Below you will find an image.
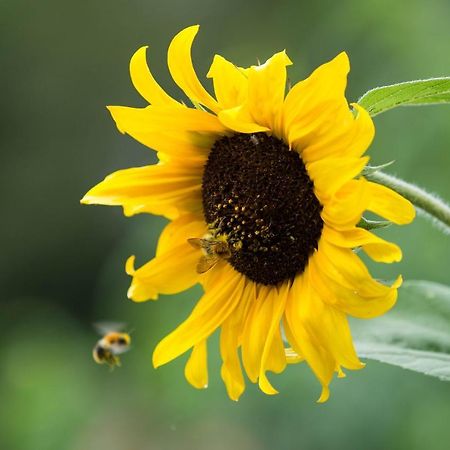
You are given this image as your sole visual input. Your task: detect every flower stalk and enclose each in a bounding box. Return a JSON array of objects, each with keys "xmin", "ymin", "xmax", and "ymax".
[{"xmin": 366, "ymin": 171, "xmax": 450, "ymax": 233}]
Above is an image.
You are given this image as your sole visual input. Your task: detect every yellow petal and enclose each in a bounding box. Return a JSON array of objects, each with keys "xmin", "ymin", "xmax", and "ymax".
[
  {"xmin": 309, "ymin": 255, "xmax": 399, "ymax": 319},
  {"xmin": 283, "ymin": 52, "xmax": 350, "ymax": 142},
  {"xmin": 241, "ymin": 286, "xmax": 286, "ymax": 386},
  {"xmin": 167, "ymin": 25, "xmax": 219, "ymax": 113},
  {"xmin": 316, "ymin": 387, "xmax": 331, "ymax": 403},
  {"xmin": 307, "ymin": 156, "xmax": 369, "ymax": 201},
  {"xmin": 129, "ymin": 46, "xmax": 180, "ymax": 107},
  {"xmin": 258, "ymin": 283, "xmax": 289, "ymax": 395},
  {"xmin": 207, "ymin": 54, "xmax": 249, "ymax": 109},
  {"xmin": 107, "ymin": 105, "xmax": 221, "ymax": 159},
  {"xmin": 282, "ymin": 318, "xmax": 305, "ymax": 365},
  {"xmin": 240, "ymin": 287, "xmax": 270, "ymax": 382},
  {"xmin": 218, "ymin": 105, "xmax": 270, "ymax": 134},
  {"xmin": 287, "ymin": 100, "xmax": 346, "ymax": 151},
  {"xmin": 108, "ymin": 105, "xmax": 225, "ymax": 134},
  {"xmin": 287, "ymin": 274, "xmax": 362, "ymax": 405},
  {"xmin": 153, "ymin": 265, "xmax": 245, "ymax": 367},
  {"xmin": 198, "ymin": 259, "xmax": 228, "ymax": 291},
  {"xmin": 155, "ymin": 213, "xmax": 202, "ymax": 256},
  {"xmin": 299, "ymin": 270, "xmax": 364, "ymax": 371},
  {"xmin": 126, "ymin": 250, "xmax": 198, "ymax": 302},
  {"xmin": 284, "ymin": 346, "xmax": 304, "ymax": 364},
  {"xmin": 284, "ymin": 273, "xmax": 335, "ymax": 402},
  {"xmin": 345, "ymin": 103, "xmax": 375, "ymax": 157},
  {"xmin": 301, "ymin": 103, "xmax": 374, "ymax": 163},
  {"xmin": 126, "ymin": 215, "xmax": 205, "ymax": 301},
  {"xmin": 185, "ymin": 340, "xmax": 208, "ymax": 389},
  {"xmin": 366, "ymin": 181, "xmax": 416, "ymax": 224},
  {"xmin": 321, "ymin": 179, "xmax": 368, "ymax": 230},
  {"xmin": 81, "ymin": 162, "xmax": 204, "ymax": 220},
  {"xmin": 220, "ymin": 281, "xmax": 254, "ymax": 401},
  {"xmin": 246, "ymin": 51, "xmax": 292, "ymax": 135},
  {"xmin": 318, "ymin": 238, "xmax": 401, "ymax": 296},
  {"xmin": 311, "ymin": 240, "xmax": 402, "ymax": 317},
  {"xmin": 323, "ymin": 226, "xmax": 402, "ymax": 263}
]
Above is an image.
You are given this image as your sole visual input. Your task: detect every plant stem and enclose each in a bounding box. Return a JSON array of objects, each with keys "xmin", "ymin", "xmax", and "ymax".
[{"xmin": 366, "ymin": 171, "xmax": 450, "ymax": 233}]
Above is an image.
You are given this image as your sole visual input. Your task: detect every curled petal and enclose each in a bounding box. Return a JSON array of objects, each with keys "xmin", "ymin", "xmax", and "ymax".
[
  {"xmin": 130, "ymin": 46, "xmax": 180, "ymax": 107},
  {"xmin": 168, "ymin": 25, "xmax": 220, "ymax": 113}
]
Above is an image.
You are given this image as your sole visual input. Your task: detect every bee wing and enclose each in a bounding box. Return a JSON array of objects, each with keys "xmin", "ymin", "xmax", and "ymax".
[
  {"xmin": 93, "ymin": 321, "xmax": 127, "ymax": 335},
  {"xmin": 110, "ymin": 342, "xmax": 131, "ymax": 355},
  {"xmin": 207, "ymin": 240, "xmax": 222, "ymax": 250},
  {"xmin": 196, "ymin": 255, "xmax": 220, "ymax": 274},
  {"xmin": 187, "ymin": 238, "xmax": 206, "ymax": 250}
]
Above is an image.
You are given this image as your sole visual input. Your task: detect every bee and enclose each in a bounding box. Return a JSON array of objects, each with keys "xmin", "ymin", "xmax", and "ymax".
[
  {"xmin": 92, "ymin": 322, "xmax": 131, "ymax": 369},
  {"xmin": 188, "ymin": 234, "xmax": 232, "ymax": 274}
]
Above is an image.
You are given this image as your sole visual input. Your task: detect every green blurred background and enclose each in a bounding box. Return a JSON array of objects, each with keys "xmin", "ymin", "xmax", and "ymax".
[{"xmin": 1, "ymin": 0, "xmax": 450, "ymax": 449}]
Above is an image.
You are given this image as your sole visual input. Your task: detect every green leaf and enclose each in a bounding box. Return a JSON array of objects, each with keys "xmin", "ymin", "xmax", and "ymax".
[
  {"xmin": 356, "ymin": 217, "xmax": 392, "ymax": 231},
  {"xmin": 357, "ymin": 78, "xmax": 450, "ymax": 116},
  {"xmin": 352, "ymin": 280, "xmax": 450, "ymax": 381}
]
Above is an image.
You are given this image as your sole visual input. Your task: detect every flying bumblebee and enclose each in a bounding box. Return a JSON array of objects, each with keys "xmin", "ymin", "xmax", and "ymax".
[
  {"xmin": 187, "ymin": 234, "xmax": 233, "ymax": 274},
  {"xmin": 92, "ymin": 322, "xmax": 131, "ymax": 368}
]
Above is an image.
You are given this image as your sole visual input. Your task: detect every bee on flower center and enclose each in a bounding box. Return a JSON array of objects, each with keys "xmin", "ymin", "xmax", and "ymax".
[
  {"xmin": 188, "ymin": 232, "xmax": 242, "ymax": 274},
  {"xmin": 201, "ymin": 132, "xmax": 323, "ymax": 285}
]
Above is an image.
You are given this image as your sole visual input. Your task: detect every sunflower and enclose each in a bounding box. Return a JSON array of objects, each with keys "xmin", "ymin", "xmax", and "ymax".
[{"xmin": 82, "ymin": 25, "xmax": 415, "ymax": 402}]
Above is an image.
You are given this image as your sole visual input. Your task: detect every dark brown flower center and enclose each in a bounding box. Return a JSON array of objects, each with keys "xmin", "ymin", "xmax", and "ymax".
[{"xmin": 201, "ymin": 132, "xmax": 323, "ymax": 285}]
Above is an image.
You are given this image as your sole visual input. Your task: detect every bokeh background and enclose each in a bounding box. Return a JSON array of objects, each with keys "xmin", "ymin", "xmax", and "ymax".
[{"xmin": 1, "ymin": 0, "xmax": 450, "ymax": 449}]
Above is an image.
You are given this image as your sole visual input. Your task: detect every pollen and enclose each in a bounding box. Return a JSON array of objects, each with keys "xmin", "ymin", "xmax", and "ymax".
[{"xmin": 202, "ymin": 133, "xmax": 324, "ymax": 285}]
